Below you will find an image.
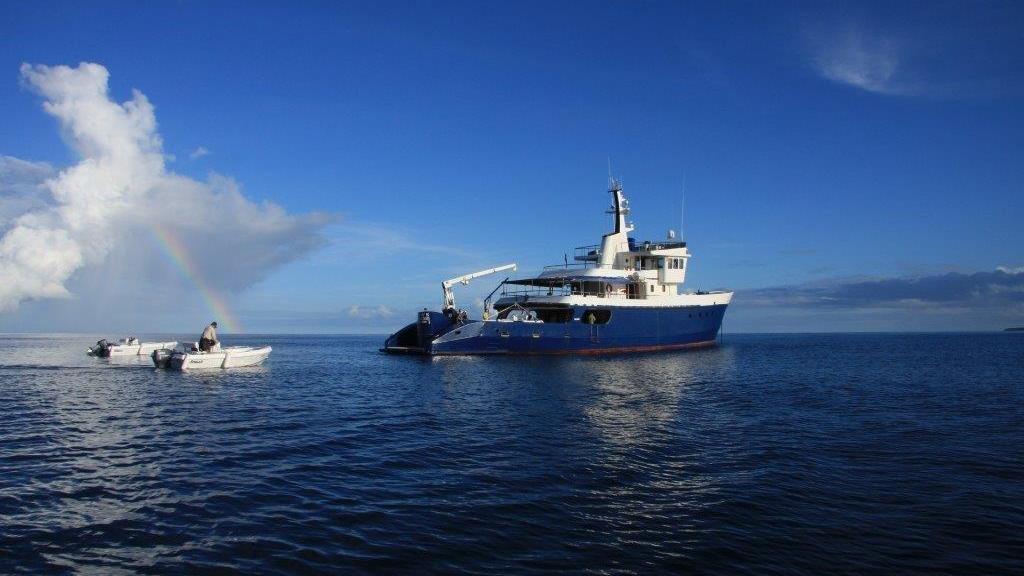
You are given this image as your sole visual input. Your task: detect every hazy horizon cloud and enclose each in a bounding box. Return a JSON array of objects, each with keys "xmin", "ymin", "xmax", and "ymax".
[
  {"xmin": 733, "ymin": 268, "xmax": 1024, "ymax": 331},
  {"xmin": 347, "ymin": 305, "xmax": 395, "ymax": 320}
]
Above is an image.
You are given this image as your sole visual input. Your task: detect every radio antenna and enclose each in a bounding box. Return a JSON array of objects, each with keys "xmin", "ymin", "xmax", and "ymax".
[{"xmin": 681, "ymin": 170, "xmax": 687, "ymax": 242}]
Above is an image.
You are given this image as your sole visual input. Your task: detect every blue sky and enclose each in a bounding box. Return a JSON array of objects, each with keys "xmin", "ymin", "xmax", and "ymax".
[{"xmin": 1, "ymin": 1, "xmax": 1022, "ymax": 333}]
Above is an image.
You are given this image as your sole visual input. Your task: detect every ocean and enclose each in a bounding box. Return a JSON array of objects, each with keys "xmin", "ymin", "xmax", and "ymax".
[{"xmin": 1, "ymin": 333, "xmax": 1021, "ymax": 574}]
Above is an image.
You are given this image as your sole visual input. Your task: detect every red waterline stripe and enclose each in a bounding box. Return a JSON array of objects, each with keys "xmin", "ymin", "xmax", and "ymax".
[{"xmin": 428, "ymin": 340, "xmax": 719, "ymax": 356}]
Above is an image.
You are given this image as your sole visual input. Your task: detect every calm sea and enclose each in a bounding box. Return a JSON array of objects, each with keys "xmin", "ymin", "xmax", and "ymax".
[{"xmin": 1, "ymin": 333, "xmax": 1021, "ymax": 574}]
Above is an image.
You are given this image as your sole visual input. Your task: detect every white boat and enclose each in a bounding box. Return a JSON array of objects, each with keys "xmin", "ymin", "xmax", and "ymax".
[
  {"xmin": 158, "ymin": 342, "xmax": 272, "ymax": 370},
  {"xmin": 87, "ymin": 337, "xmax": 178, "ymax": 358}
]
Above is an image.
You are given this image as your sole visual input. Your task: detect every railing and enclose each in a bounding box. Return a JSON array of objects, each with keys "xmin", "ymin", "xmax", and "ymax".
[
  {"xmin": 542, "ymin": 262, "xmax": 599, "ymax": 271},
  {"xmin": 545, "ymin": 240, "xmax": 689, "ymax": 271},
  {"xmin": 573, "ymin": 244, "xmax": 601, "ymax": 262},
  {"xmin": 636, "ymin": 240, "xmax": 687, "ymax": 251},
  {"xmin": 498, "ymin": 284, "xmax": 636, "ymax": 300}
]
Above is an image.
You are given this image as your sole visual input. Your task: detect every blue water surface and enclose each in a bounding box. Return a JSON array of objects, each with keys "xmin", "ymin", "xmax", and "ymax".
[{"xmin": 1, "ymin": 333, "xmax": 1022, "ymax": 574}]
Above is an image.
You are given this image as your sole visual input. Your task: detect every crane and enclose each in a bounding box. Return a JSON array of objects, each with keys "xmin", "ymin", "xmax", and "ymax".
[{"xmin": 442, "ymin": 263, "xmax": 517, "ymax": 311}]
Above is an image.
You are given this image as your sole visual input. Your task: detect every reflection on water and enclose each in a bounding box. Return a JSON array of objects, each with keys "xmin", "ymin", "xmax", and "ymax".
[{"xmin": 576, "ymin": 353, "xmax": 700, "ymax": 450}]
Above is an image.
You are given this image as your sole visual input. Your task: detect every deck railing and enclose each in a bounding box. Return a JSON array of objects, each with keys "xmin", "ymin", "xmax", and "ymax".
[{"xmin": 499, "ymin": 285, "xmax": 636, "ymax": 300}]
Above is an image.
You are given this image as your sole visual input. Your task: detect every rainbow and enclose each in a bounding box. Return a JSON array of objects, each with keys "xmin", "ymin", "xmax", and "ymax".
[{"xmin": 149, "ymin": 222, "xmax": 241, "ymax": 333}]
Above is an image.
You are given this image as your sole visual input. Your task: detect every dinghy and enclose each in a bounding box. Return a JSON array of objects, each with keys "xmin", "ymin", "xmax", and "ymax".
[
  {"xmin": 153, "ymin": 342, "xmax": 272, "ymax": 370},
  {"xmin": 87, "ymin": 337, "xmax": 178, "ymax": 358}
]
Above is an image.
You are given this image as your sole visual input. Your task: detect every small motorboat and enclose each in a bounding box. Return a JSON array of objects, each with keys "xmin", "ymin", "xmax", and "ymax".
[
  {"xmin": 87, "ymin": 337, "xmax": 178, "ymax": 358},
  {"xmin": 153, "ymin": 342, "xmax": 272, "ymax": 370}
]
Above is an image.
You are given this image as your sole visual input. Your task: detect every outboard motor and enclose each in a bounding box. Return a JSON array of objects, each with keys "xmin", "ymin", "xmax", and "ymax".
[
  {"xmin": 88, "ymin": 339, "xmax": 111, "ymax": 357},
  {"xmin": 152, "ymin": 348, "xmax": 173, "ymax": 368}
]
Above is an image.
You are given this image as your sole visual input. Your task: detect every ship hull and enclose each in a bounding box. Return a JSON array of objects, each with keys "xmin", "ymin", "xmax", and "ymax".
[{"xmin": 383, "ymin": 304, "xmax": 728, "ymax": 356}]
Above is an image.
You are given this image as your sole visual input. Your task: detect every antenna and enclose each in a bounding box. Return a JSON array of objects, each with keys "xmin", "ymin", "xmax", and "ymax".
[
  {"xmin": 681, "ymin": 170, "xmax": 687, "ymax": 242},
  {"xmin": 607, "ymin": 156, "xmax": 613, "ymax": 186}
]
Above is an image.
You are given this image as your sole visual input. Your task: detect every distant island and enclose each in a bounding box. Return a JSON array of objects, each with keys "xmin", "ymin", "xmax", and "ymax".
[{"xmin": 1006, "ymin": 327, "xmax": 1024, "ymax": 332}]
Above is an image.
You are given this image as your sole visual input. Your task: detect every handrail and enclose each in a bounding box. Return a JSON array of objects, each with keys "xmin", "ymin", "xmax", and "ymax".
[
  {"xmin": 499, "ymin": 285, "xmax": 637, "ymax": 300},
  {"xmin": 543, "ymin": 262, "xmax": 599, "ymax": 271}
]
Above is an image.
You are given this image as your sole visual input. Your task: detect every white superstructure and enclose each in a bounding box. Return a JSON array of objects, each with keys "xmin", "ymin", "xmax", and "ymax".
[{"xmin": 496, "ymin": 178, "xmax": 732, "ymax": 311}]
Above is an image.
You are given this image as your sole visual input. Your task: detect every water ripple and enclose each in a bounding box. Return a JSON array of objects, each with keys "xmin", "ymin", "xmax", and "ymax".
[{"xmin": 1, "ymin": 333, "xmax": 1022, "ymax": 574}]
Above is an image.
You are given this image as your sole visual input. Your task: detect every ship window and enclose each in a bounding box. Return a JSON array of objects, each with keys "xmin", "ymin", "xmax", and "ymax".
[
  {"xmin": 580, "ymin": 309, "xmax": 611, "ymax": 325},
  {"xmin": 648, "ymin": 284, "xmax": 653, "ymax": 293},
  {"xmin": 662, "ymin": 285, "xmax": 666, "ymax": 292},
  {"xmin": 658, "ymin": 258, "xmax": 665, "ymax": 269}
]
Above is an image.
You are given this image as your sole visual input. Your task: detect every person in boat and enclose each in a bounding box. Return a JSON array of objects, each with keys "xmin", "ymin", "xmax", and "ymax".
[{"xmin": 199, "ymin": 321, "xmax": 218, "ymax": 352}]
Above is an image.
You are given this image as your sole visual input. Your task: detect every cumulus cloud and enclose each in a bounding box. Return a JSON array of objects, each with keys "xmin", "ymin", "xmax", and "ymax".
[
  {"xmin": 189, "ymin": 146, "xmax": 210, "ymax": 160},
  {"xmin": 0, "ymin": 62, "xmax": 332, "ymax": 312},
  {"xmin": 0, "ymin": 156, "xmax": 55, "ymax": 225},
  {"xmin": 347, "ymin": 305, "xmax": 395, "ymax": 319}
]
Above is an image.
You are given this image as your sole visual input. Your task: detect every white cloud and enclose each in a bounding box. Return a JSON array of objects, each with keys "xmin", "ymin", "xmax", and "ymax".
[
  {"xmin": 807, "ymin": 26, "xmax": 910, "ymax": 96},
  {"xmin": 189, "ymin": 146, "xmax": 210, "ymax": 160},
  {"xmin": 317, "ymin": 222, "xmax": 475, "ymax": 260},
  {"xmin": 998, "ymin": 265, "xmax": 1024, "ymax": 275},
  {"xmin": 0, "ymin": 62, "xmax": 332, "ymax": 312},
  {"xmin": 0, "ymin": 155, "xmax": 55, "ymax": 225},
  {"xmin": 347, "ymin": 304, "xmax": 395, "ymax": 319}
]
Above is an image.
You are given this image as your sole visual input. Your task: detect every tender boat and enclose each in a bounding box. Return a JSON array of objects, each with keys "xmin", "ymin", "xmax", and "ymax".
[
  {"xmin": 152, "ymin": 342, "xmax": 272, "ymax": 370},
  {"xmin": 87, "ymin": 337, "xmax": 178, "ymax": 358},
  {"xmin": 383, "ymin": 177, "xmax": 733, "ymax": 355}
]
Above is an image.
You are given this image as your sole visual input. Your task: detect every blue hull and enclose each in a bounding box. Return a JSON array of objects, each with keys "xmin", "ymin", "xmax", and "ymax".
[{"xmin": 383, "ymin": 304, "xmax": 727, "ymax": 356}]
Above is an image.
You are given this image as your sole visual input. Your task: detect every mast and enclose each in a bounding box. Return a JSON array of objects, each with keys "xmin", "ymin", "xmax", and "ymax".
[{"xmin": 598, "ymin": 178, "xmax": 633, "ymax": 268}]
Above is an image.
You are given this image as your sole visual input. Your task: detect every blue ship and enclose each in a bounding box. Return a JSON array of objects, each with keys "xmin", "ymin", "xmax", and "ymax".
[{"xmin": 383, "ymin": 178, "xmax": 732, "ymax": 355}]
